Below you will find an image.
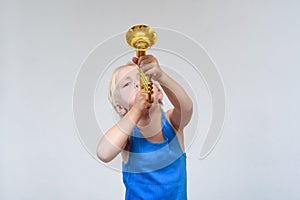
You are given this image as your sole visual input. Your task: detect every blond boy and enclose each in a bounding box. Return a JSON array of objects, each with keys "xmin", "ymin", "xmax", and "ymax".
[{"xmin": 97, "ymin": 55, "xmax": 193, "ymax": 199}]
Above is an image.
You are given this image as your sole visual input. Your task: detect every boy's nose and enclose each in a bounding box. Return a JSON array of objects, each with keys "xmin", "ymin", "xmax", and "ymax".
[{"xmin": 135, "ymin": 82, "xmax": 139, "ymax": 89}]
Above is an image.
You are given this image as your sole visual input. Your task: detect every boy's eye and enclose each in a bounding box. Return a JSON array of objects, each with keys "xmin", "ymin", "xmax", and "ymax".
[{"xmin": 123, "ymin": 82, "xmax": 130, "ymax": 88}]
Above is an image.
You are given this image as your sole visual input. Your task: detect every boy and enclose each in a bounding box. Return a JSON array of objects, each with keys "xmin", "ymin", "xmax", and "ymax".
[{"xmin": 97, "ymin": 55, "xmax": 193, "ymax": 199}]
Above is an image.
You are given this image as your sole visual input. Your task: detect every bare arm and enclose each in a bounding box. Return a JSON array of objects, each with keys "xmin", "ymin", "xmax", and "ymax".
[
  {"xmin": 96, "ymin": 108, "xmax": 137, "ymax": 162},
  {"xmin": 97, "ymin": 91, "xmax": 151, "ymax": 163},
  {"xmin": 158, "ymin": 71, "xmax": 193, "ymax": 131},
  {"xmin": 134, "ymin": 55, "xmax": 193, "ymax": 131}
]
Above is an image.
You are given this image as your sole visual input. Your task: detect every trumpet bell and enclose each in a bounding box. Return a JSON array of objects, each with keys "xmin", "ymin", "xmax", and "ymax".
[{"xmin": 126, "ymin": 24, "xmax": 157, "ymax": 51}]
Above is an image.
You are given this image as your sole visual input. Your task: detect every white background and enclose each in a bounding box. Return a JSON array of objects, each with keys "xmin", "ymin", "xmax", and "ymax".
[{"xmin": 1, "ymin": 0, "xmax": 300, "ymax": 199}]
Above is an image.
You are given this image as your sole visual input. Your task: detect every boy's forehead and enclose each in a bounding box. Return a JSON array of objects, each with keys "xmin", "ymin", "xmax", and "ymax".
[{"xmin": 115, "ymin": 65, "xmax": 138, "ymax": 83}]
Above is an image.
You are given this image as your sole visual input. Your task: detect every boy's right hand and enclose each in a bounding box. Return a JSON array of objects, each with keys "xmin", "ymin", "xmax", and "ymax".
[{"xmin": 131, "ymin": 90, "xmax": 152, "ymax": 117}]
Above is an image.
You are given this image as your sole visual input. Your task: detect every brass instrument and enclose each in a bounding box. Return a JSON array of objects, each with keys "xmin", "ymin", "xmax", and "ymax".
[{"xmin": 126, "ymin": 24, "xmax": 157, "ymax": 103}]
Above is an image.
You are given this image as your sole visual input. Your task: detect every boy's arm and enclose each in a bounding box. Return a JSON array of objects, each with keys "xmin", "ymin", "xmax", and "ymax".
[
  {"xmin": 97, "ymin": 90, "xmax": 151, "ymax": 163},
  {"xmin": 97, "ymin": 107, "xmax": 139, "ymax": 163},
  {"xmin": 133, "ymin": 55, "xmax": 193, "ymax": 131},
  {"xmin": 158, "ymin": 71, "xmax": 193, "ymax": 131}
]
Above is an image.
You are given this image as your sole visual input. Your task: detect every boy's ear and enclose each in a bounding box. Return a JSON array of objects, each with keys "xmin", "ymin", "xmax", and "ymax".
[{"xmin": 114, "ymin": 104, "xmax": 127, "ymax": 116}]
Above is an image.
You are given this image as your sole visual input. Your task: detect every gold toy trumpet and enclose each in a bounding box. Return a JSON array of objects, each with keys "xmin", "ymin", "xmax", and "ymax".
[{"xmin": 126, "ymin": 24, "xmax": 157, "ymax": 103}]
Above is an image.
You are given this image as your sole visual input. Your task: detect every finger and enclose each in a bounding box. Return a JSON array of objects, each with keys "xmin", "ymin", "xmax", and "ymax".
[
  {"xmin": 140, "ymin": 58, "xmax": 153, "ymax": 66},
  {"xmin": 144, "ymin": 68, "xmax": 157, "ymax": 77},
  {"xmin": 138, "ymin": 89, "xmax": 147, "ymax": 94},
  {"xmin": 132, "ymin": 57, "xmax": 139, "ymax": 64},
  {"xmin": 140, "ymin": 63, "xmax": 152, "ymax": 72},
  {"xmin": 137, "ymin": 93, "xmax": 148, "ymax": 101},
  {"xmin": 137, "ymin": 55, "xmax": 152, "ymax": 66},
  {"xmin": 138, "ymin": 91, "xmax": 148, "ymax": 99},
  {"xmin": 146, "ymin": 102, "xmax": 152, "ymax": 109}
]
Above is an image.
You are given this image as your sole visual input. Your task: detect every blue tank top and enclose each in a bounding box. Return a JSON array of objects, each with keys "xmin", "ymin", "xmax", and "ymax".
[{"xmin": 122, "ymin": 111, "xmax": 187, "ymax": 200}]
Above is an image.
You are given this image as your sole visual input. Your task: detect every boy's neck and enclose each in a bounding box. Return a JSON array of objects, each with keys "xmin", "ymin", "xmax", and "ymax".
[
  {"xmin": 136, "ymin": 105, "xmax": 163, "ymax": 138},
  {"xmin": 137, "ymin": 104, "xmax": 161, "ymax": 125}
]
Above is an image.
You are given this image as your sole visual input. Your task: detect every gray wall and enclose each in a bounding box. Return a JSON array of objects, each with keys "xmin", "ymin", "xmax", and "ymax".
[{"xmin": 1, "ymin": 0, "xmax": 299, "ymax": 199}]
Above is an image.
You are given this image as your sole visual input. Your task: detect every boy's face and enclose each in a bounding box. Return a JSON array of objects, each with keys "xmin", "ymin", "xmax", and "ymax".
[{"xmin": 114, "ymin": 65, "xmax": 162, "ymax": 113}]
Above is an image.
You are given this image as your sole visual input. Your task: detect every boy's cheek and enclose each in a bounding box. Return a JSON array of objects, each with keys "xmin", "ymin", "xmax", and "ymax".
[{"xmin": 128, "ymin": 92, "xmax": 137, "ymax": 109}]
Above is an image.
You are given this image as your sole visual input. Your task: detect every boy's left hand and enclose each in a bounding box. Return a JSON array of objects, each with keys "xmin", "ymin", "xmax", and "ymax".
[{"xmin": 132, "ymin": 55, "xmax": 163, "ymax": 82}]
